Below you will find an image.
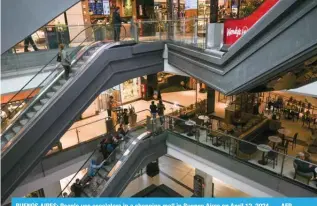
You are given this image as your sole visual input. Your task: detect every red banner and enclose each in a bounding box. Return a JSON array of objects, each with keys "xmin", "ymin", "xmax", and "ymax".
[{"xmin": 223, "ymin": 0, "xmax": 279, "ymax": 45}]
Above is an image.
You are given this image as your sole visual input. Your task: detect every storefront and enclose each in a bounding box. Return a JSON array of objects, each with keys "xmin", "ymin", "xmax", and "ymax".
[{"xmin": 80, "ymin": 77, "xmax": 141, "ymax": 119}]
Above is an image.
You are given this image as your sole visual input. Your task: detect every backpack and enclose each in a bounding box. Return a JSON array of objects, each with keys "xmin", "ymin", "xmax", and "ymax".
[{"xmin": 57, "ymin": 52, "xmax": 61, "ymax": 62}]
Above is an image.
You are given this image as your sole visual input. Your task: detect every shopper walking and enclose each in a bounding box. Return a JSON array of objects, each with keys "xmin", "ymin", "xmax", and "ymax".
[
  {"xmin": 112, "ymin": 7, "xmax": 126, "ymax": 42},
  {"xmin": 24, "ymin": 35, "xmax": 39, "ymax": 52},
  {"xmin": 157, "ymin": 100, "xmax": 166, "ymax": 125},
  {"xmin": 59, "ymin": 44, "xmax": 71, "ymax": 80},
  {"xmin": 150, "ymin": 101, "xmax": 157, "ymax": 120}
]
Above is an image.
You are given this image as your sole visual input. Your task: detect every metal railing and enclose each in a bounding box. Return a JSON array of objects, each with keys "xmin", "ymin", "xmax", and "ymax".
[{"xmin": 164, "ymin": 115, "xmax": 317, "ymax": 192}]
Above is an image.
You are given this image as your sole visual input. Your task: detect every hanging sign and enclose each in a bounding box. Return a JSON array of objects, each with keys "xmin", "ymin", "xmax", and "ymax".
[{"xmin": 223, "ymin": 0, "xmax": 279, "ymax": 45}]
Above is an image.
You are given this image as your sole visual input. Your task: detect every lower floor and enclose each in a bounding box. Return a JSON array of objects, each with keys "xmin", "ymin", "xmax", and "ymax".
[{"xmin": 121, "ymin": 155, "xmax": 249, "ymax": 197}]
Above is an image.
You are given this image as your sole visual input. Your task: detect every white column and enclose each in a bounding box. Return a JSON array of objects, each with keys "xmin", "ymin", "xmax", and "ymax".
[{"xmin": 195, "ymin": 168, "xmax": 214, "ymax": 197}]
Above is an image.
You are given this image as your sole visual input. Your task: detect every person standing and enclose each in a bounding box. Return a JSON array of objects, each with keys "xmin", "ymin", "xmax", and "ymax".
[
  {"xmin": 107, "ymin": 96, "xmax": 114, "ymax": 117},
  {"xmin": 59, "ymin": 44, "xmax": 71, "ymax": 79},
  {"xmin": 112, "ymin": 7, "xmax": 126, "ymax": 42},
  {"xmin": 122, "ymin": 108, "xmax": 129, "ymax": 132},
  {"xmin": 150, "ymin": 101, "xmax": 157, "ymax": 120},
  {"xmin": 157, "ymin": 100, "xmax": 166, "ymax": 125},
  {"xmin": 71, "ymin": 179, "xmax": 82, "ymax": 197},
  {"xmin": 24, "ymin": 35, "xmax": 39, "ymax": 52}
]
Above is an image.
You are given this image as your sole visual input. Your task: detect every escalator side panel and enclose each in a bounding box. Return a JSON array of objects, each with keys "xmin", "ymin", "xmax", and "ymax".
[
  {"xmin": 1, "ymin": 43, "xmax": 164, "ymax": 201},
  {"xmin": 99, "ymin": 133, "xmax": 168, "ymax": 197},
  {"xmin": 167, "ymin": 0, "xmax": 317, "ymax": 95},
  {"xmin": 1, "ymin": 0, "xmax": 80, "ymax": 53}
]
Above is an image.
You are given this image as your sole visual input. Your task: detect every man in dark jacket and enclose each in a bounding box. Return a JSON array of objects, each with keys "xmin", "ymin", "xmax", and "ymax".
[
  {"xmin": 112, "ymin": 7, "xmax": 126, "ymax": 41},
  {"xmin": 71, "ymin": 179, "xmax": 82, "ymax": 197}
]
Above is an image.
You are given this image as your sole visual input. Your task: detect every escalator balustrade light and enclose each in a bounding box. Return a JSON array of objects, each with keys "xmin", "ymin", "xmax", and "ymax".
[
  {"xmin": 123, "ymin": 149, "xmax": 130, "ymax": 156},
  {"xmin": 137, "ymin": 131, "xmax": 151, "ymax": 140}
]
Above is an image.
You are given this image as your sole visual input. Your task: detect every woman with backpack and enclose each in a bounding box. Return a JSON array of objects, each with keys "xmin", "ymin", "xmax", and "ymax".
[{"xmin": 58, "ymin": 44, "xmax": 71, "ymax": 79}]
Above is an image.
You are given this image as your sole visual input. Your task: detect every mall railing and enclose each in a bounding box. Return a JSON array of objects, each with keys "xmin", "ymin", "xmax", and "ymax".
[
  {"xmin": 57, "ymin": 117, "xmax": 149, "ymax": 197},
  {"xmin": 164, "ymin": 115, "xmax": 317, "ymax": 192},
  {"xmin": 135, "ymin": 17, "xmax": 208, "ymax": 49}
]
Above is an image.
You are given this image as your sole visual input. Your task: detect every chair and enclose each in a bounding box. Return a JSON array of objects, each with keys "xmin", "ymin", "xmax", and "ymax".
[
  {"xmin": 276, "ymin": 140, "xmax": 289, "ymax": 154},
  {"xmin": 286, "ymin": 133, "xmax": 298, "ymax": 150},
  {"xmin": 266, "ymin": 151, "xmax": 278, "ymax": 169},
  {"xmin": 293, "ymin": 162, "xmax": 313, "ymax": 185}
]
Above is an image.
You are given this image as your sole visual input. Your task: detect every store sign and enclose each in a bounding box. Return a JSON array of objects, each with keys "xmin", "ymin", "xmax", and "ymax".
[
  {"xmin": 223, "ymin": 0, "xmax": 279, "ymax": 45},
  {"xmin": 103, "ymin": 0, "xmax": 110, "ymax": 15},
  {"xmin": 185, "ymin": 0, "xmax": 197, "ymax": 10}
]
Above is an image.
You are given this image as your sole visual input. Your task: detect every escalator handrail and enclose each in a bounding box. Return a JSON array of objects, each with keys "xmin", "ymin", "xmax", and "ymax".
[
  {"xmin": 1, "ymin": 41, "xmax": 123, "ymax": 156},
  {"xmin": 57, "ymin": 109, "xmax": 150, "ymax": 197},
  {"xmin": 1, "ymin": 26, "xmax": 109, "ymax": 137},
  {"xmin": 3, "ymin": 24, "xmax": 102, "ymax": 108},
  {"xmin": 1, "ymin": 42, "xmax": 115, "ymax": 153}
]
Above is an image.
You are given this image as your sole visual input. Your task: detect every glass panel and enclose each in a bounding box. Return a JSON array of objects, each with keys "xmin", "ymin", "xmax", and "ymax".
[
  {"xmin": 1, "ymin": 24, "xmax": 116, "ymax": 150},
  {"xmin": 58, "ymin": 119, "xmax": 148, "ymax": 197},
  {"xmin": 164, "ymin": 115, "xmax": 317, "ymax": 191}
]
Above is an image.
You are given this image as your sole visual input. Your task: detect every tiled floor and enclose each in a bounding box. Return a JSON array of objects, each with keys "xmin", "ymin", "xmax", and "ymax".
[{"xmin": 121, "ymin": 155, "xmax": 249, "ymax": 197}]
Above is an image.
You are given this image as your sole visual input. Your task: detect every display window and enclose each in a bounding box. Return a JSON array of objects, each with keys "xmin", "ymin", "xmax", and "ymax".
[{"xmin": 120, "ymin": 78, "xmax": 141, "ymax": 103}]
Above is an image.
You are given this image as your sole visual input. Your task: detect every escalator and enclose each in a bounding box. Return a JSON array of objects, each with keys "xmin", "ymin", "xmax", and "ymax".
[
  {"xmin": 58, "ymin": 124, "xmax": 167, "ymax": 198},
  {"xmin": 1, "ymin": 0, "xmax": 81, "ymax": 53},
  {"xmin": 167, "ymin": 0, "xmax": 317, "ymax": 95},
  {"xmin": 1, "ymin": 24, "xmax": 164, "ymax": 201}
]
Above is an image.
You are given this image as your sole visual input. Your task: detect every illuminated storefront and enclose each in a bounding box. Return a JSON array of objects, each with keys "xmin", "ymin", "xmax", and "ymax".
[{"xmin": 81, "ymin": 78, "xmax": 141, "ymax": 119}]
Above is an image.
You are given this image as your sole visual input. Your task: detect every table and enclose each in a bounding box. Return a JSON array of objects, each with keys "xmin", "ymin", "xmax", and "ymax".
[
  {"xmin": 198, "ymin": 115, "xmax": 209, "ymax": 123},
  {"xmin": 268, "ymin": 136, "xmax": 282, "ymax": 149},
  {"xmin": 185, "ymin": 120, "xmax": 196, "ymax": 137},
  {"xmin": 278, "ymin": 128, "xmax": 291, "ymax": 137},
  {"xmin": 257, "ymin": 144, "xmax": 272, "ymax": 165}
]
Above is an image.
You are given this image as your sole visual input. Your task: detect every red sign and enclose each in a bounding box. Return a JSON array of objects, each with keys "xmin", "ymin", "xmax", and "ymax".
[{"xmin": 223, "ymin": 0, "xmax": 279, "ymax": 45}]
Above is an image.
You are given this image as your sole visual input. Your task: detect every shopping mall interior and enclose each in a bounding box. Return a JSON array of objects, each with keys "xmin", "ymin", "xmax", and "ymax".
[{"xmin": 1, "ymin": 0, "xmax": 317, "ymax": 203}]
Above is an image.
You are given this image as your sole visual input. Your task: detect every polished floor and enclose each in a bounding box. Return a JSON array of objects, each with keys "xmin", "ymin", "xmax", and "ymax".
[
  {"xmin": 121, "ymin": 155, "xmax": 250, "ymax": 197},
  {"xmin": 53, "ymin": 90, "xmax": 208, "ymax": 152}
]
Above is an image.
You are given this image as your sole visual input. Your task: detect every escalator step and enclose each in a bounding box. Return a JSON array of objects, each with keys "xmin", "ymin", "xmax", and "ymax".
[
  {"xmin": 1, "ymin": 139, "xmax": 8, "ymax": 147},
  {"xmin": 98, "ymin": 169, "xmax": 109, "ymax": 178},
  {"xmin": 46, "ymin": 92, "xmax": 55, "ymax": 98},
  {"xmin": 26, "ymin": 112, "xmax": 36, "ymax": 119},
  {"xmin": 83, "ymin": 188, "xmax": 93, "ymax": 197},
  {"xmin": 33, "ymin": 104, "xmax": 43, "ymax": 112},
  {"xmin": 40, "ymin": 98, "xmax": 49, "ymax": 105},
  {"xmin": 82, "ymin": 55, "xmax": 90, "ymax": 61},
  {"xmin": 52, "ymin": 85, "xmax": 62, "ymax": 91},
  {"xmin": 4, "ymin": 132, "xmax": 15, "ymax": 140},
  {"xmin": 80, "ymin": 191, "xmax": 89, "ymax": 197},
  {"xmin": 19, "ymin": 118, "xmax": 29, "ymax": 126},
  {"xmin": 12, "ymin": 125, "xmax": 22, "ymax": 134},
  {"xmin": 59, "ymin": 79, "xmax": 66, "ymax": 85}
]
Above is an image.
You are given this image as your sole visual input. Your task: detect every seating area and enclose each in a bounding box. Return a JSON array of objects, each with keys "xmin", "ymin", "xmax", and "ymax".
[{"xmin": 166, "ymin": 98, "xmax": 317, "ymax": 190}]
